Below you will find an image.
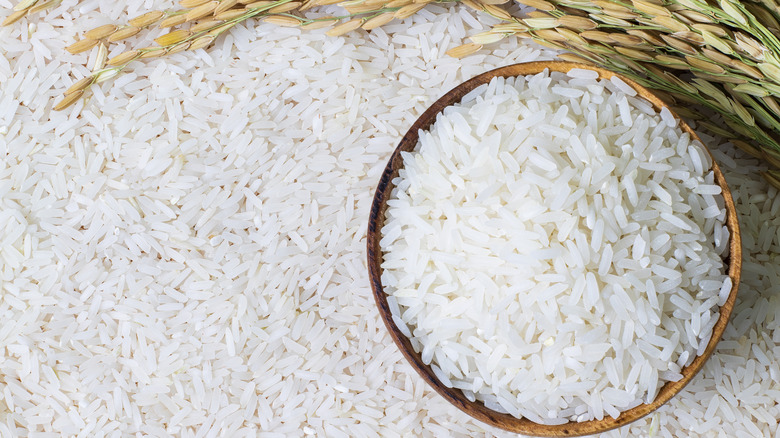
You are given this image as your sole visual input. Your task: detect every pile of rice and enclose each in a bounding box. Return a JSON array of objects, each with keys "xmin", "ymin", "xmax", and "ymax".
[
  {"xmin": 380, "ymin": 70, "xmax": 731, "ymax": 424},
  {"xmin": 0, "ymin": 0, "xmax": 778, "ymax": 436}
]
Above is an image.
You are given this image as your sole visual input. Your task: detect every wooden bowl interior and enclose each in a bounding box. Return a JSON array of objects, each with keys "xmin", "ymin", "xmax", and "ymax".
[{"xmin": 366, "ymin": 61, "xmax": 742, "ymax": 437}]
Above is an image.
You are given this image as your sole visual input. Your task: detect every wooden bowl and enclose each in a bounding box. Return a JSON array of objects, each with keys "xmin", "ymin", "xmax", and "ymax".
[{"xmin": 366, "ymin": 61, "xmax": 742, "ymax": 436}]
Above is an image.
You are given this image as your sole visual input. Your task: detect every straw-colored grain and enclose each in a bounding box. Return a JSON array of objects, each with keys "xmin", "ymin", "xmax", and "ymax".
[
  {"xmin": 589, "ymin": 14, "xmax": 633, "ymax": 26},
  {"xmin": 300, "ymin": 18, "xmax": 337, "ymax": 29},
  {"xmin": 191, "ymin": 20, "xmax": 221, "ymax": 32},
  {"xmin": 92, "ymin": 43, "xmax": 108, "ymax": 71},
  {"xmin": 632, "ymin": 0, "xmax": 671, "ymax": 16},
  {"xmin": 65, "ymin": 38, "xmax": 99, "ymax": 54},
  {"xmin": 523, "ymin": 17, "xmax": 557, "ymax": 28},
  {"xmin": 654, "ymin": 15, "xmax": 689, "ymax": 32},
  {"xmin": 84, "ymin": 24, "xmax": 118, "ymax": 40},
  {"xmin": 13, "ymin": 0, "xmax": 37, "ymax": 11},
  {"xmin": 155, "ymin": 29, "xmax": 192, "ymax": 46},
  {"xmin": 28, "ymin": 0, "xmax": 58, "ymax": 14},
  {"xmin": 732, "ymin": 83, "xmax": 771, "ymax": 97},
  {"xmin": 538, "ymin": 28, "xmax": 569, "ymax": 41},
  {"xmin": 719, "ymin": 0, "xmax": 748, "ymax": 25},
  {"xmin": 268, "ymin": 1, "xmax": 300, "ymax": 13},
  {"xmin": 189, "ymin": 35, "xmax": 216, "ymax": 50},
  {"xmin": 107, "ymin": 50, "xmax": 141, "ymax": 66},
  {"xmin": 394, "ymin": 3, "xmax": 426, "ymax": 19},
  {"xmin": 180, "ymin": 0, "xmax": 211, "ymax": 7},
  {"xmin": 64, "ymin": 77, "xmax": 93, "ymax": 96},
  {"xmin": 655, "ymin": 53, "xmax": 692, "ymax": 69},
  {"xmin": 53, "ymin": 90, "xmax": 83, "ymax": 111},
  {"xmin": 263, "ymin": 15, "xmax": 302, "ymax": 26},
  {"xmin": 626, "ymin": 29, "xmax": 664, "ymax": 46},
  {"xmin": 140, "ymin": 48, "xmax": 168, "ymax": 58},
  {"xmin": 214, "ymin": 0, "xmax": 239, "ymax": 14},
  {"xmin": 186, "ymin": 2, "xmax": 219, "ymax": 21},
  {"xmin": 362, "ymin": 13, "xmax": 395, "ymax": 30},
  {"xmin": 446, "ymin": 42, "xmax": 483, "ymax": 58},
  {"xmin": 469, "ymin": 31, "xmax": 506, "ymax": 44},
  {"xmin": 159, "ymin": 14, "xmax": 187, "ymax": 28},
  {"xmin": 515, "ymin": 0, "xmax": 555, "ymax": 11},
  {"xmin": 615, "ymin": 46, "xmax": 654, "ymax": 60},
  {"xmin": 215, "ymin": 9, "xmax": 245, "ymax": 20},
  {"xmin": 610, "ymin": 33, "xmax": 645, "ymax": 47},
  {"xmin": 245, "ymin": 0, "xmax": 274, "ymax": 7},
  {"xmin": 107, "ymin": 26, "xmax": 142, "ymax": 42},
  {"xmin": 685, "ymin": 55, "xmax": 727, "ymax": 74},
  {"xmin": 128, "ymin": 11, "xmax": 166, "ymax": 27},
  {"xmin": 325, "ymin": 18, "xmax": 362, "ymax": 36},
  {"xmin": 660, "ymin": 34, "xmax": 697, "ymax": 54},
  {"xmin": 556, "ymin": 15, "xmax": 597, "ymax": 29},
  {"xmin": 557, "ymin": 52, "xmax": 595, "ymax": 64},
  {"xmin": 674, "ymin": 31, "xmax": 704, "ymax": 45}
]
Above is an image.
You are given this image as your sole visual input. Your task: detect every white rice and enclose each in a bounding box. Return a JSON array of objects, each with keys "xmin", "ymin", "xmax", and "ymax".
[
  {"xmin": 380, "ymin": 71, "xmax": 731, "ymax": 423},
  {"xmin": 1, "ymin": 0, "xmax": 779, "ymax": 436}
]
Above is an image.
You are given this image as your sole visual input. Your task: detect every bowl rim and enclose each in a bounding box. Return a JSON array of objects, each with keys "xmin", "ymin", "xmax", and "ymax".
[{"xmin": 366, "ymin": 61, "xmax": 742, "ymax": 437}]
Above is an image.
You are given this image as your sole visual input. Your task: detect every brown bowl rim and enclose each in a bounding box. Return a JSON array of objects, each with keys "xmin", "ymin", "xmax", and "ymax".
[{"xmin": 366, "ymin": 61, "xmax": 742, "ymax": 437}]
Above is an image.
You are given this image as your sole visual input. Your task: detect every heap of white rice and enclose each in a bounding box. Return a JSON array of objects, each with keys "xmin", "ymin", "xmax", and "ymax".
[
  {"xmin": 2, "ymin": 0, "xmax": 779, "ymax": 435},
  {"xmin": 380, "ymin": 70, "xmax": 731, "ymax": 423}
]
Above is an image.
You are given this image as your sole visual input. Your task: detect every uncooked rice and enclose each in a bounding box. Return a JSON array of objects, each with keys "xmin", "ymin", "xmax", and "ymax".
[
  {"xmin": 0, "ymin": 0, "xmax": 778, "ymax": 436},
  {"xmin": 380, "ymin": 71, "xmax": 730, "ymax": 423}
]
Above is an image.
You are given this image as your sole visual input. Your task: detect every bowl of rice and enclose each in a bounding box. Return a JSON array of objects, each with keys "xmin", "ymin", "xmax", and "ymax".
[{"xmin": 366, "ymin": 62, "xmax": 741, "ymax": 436}]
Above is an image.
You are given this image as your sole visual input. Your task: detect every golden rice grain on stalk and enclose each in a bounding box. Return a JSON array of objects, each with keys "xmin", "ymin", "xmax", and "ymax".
[
  {"xmin": 654, "ymin": 16, "xmax": 689, "ymax": 33},
  {"xmin": 2, "ymin": 10, "xmax": 27, "ymax": 26},
  {"xmin": 610, "ymin": 33, "xmax": 645, "ymax": 47},
  {"xmin": 655, "ymin": 54, "xmax": 692, "ymax": 69},
  {"xmin": 394, "ymin": 3, "xmax": 426, "ymax": 19},
  {"xmin": 592, "ymin": 0, "xmax": 631, "ymax": 12},
  {"xmin": 168, "ymin": 42, "xmax": 191, "ymax": 54},
  {"xmin": 140, "ymin": 48, "xmax": 167, "ymax": 58},
  {"xmin": 719, "ymin": 0, "xmax": 748, "ymax": 25},
  {"xmin": 536, "ymin": 28, "xmax": 567, "ymax": 41},
  {"xmin": 460, "ymin": 0, "xmax": 481, "ymax": 11},
  {"xmin": 53, "ymin": 90, "xmax": 83, "ymax": 111},
  {"xmin": 64, "ymin": 77, "xmax": 93, "ymax": 95},
  {"xmin": 557, "ymin": 52, "xmax": 595, "ymax": 64},
  {"xmin": 214, "ymin": 0, "xmax": 239, "ymax": 14},
  {"xmin": 480, "ymin": 4, "xmax": 511, "ymax": 20},
  {"xmin": 326, "ymin": 18, "xmax": 362, "ymax": 35},
  {"xmin": 207, "ymin": 20, "xmax": 237, "ymax": 34},
  {"xmin": 300, "ymin": 19, "xmax": 337, "ymax": 29},
  {"xmin": 106, "ymin": 49, "xmax": 140, "ymax": 66},
  {"xmin": 531, "ymin": 37, "xmax": 565, "ymax": 50},
  {"xmin": 180, "ymin": 0, "xmax": 211, "ymax": 7},
  {"xmin": 626, "ymin": 29, "xmax": 664, "ymax": 46},
  {"xmin": 675, "ymin": 9, "xmax": 711, "ymax": 24},
  {"xmin": 245, "ymin": 0, "xmax": 274, "ymax": 7},
  {"xmin": 215, "ymin": 9, "xmax": 245, "ymax": 20},
  {"xmin": 660, "ymin": 34, "xmax": 697, "ymax": 54},
  {"xmin": 186, "ymin": 1, "xmax": 219, "ymax": 21},
  {"xmin": 66, "ymin": 38, "xmax": 99, "ymax": 54},
  {"xmin": 160, "ymin": 14, "xmax": 187, "ymax": 28},
  {"xmin": 189, "ymin": 35, "xmax": 215, "ymax": 50},
  {"xmin": 523, "ymin": 17, "xmax": 557, "ymax": 28},
  {"xmin": 84, "ymin": 24, "xmax": 118, "ymax": 39},
  {"xmin": 526, "ymin": 10, "xmax": 552, "ymax": 19},
  {"xmin": 263, "ymin": 15, "xmax": 302, "ymax": 26},
  {"xmin": 470, "ymin": 31, "xmax": 506, "ymax": 44},
  {"xmin": 190, "ymin": 20, "xmax": 221, "ymax": 33},
  {"xmin": 686, "ymin": 55, "xmax": 727, "ymax": 74},
  {"xmin": 107, "ymin": 26, "xmax": 141, "ymax": 42},
  {"xmin": 729, "ymin": 59, "xmax": 764, "ymax": 80},
  {"xmin": 13, "ymin": 0, "xmax": 37, "ymax": 11},
  {"xmin": 556, "ymin": 28, "xmax": 586, "ymax": 44},
  {"xmin": 556, "ymin": 15, "xmax": 597, "ymax": 29},
  {"xmin": 155, "ymin": 29, "xmax": 192, "ymax": 46},
  {"xmin": 589, "ymin": 14, "xmax": 632, "ymax": 27},
  {"xmin": 701, "ymin": 47, "xmax": 734, "ymax": 65},
  {"xmin": 446, "ymin": 42, "xmax": 482, "ymax": 58},
  {"xmin": 700, "ymin": 30, "xmax": 734, "ymax": 54},
  {"xmin": 758, "ymin": 62, "xmax": 780, "ymax": 82},
  {"xmin": 480, "ymin": 0, "xmax": 510, "ymax": 4},
  {"xmin": 579, "ymin": 30, "xmax": 611, "ymax": 43},
  {"xmin": 763, "ymin": 96, "xmax": 780, "ymax": 116},
  {"xmin": 28, "ymin": 0, "xmax": 59, "ymax": 13},
  {"xmin": 515, "ymin": 0, "xmax": 555, "ymax": 11},
  {"xmin": 269, "ymin": 1, "xmax": 300, "ymax": 13},
  {"xmin": 361, "ymin": 13, "xmax": 395, "ymax": 30},
  {"xmin": 129, "ymin": 11, "xmax": 166, "ymax": 27},
  {"xmin": 730, "ymin": 97, "xmax": 755, "ymax": 126},
  {"xmin": 674, "ymin": 31, "xmax": 704, "ymax": 45},
  {"xmin": 732, "ymin": 83, "xmax": 771, "ymax": 97},
  {"xmin": 615, "ymin": 46, "xmax": 654, "ymax": 61},
  {"xmin": 632, "ymin": 0, "xmax": 671, "ymax": 16}
]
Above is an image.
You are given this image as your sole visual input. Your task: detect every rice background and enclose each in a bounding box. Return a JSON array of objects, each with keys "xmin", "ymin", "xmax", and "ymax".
[{"xmin": 0, "ymin": 0, "xmax": 779, "ymax": 436}]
